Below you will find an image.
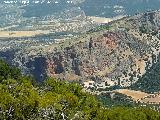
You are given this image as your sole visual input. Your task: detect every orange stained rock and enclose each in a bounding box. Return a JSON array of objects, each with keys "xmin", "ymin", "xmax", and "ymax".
[{"xmin": 46, "ymin": 59, "xmax": 56, "ymax": 76}]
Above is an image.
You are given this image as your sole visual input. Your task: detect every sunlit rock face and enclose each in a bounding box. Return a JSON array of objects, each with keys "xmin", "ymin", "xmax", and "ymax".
[{"xmin": 4, "ymin": 11, "xmax": 158, "ymax": 87}]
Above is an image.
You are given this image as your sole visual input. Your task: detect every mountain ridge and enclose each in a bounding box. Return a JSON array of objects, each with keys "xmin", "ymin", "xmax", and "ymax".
[{"xmin": 1, "ymin": 10, "xmax": 159, "ymax": 90}]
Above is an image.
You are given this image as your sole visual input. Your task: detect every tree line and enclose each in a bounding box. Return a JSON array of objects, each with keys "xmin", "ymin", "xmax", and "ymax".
[{"xmin": 0, "ymin": 59, "xmax": 160, "ymax": 120}]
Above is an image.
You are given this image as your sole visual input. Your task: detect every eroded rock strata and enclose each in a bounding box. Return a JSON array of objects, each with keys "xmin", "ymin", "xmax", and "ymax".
[{"xmin": 1, "ymin": 11, "xmax": 160, "ymax": 88}]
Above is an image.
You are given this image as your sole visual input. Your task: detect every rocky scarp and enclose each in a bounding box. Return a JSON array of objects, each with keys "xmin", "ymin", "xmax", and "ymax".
[{"xmin": 1, "ymin": 10, "xmax": 160, "ymax": 89}]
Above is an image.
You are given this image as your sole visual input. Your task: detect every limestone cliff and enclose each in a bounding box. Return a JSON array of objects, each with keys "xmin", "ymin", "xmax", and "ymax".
[{"xmin": 2, "ymin": 11, "xmax": 160, "ymax": 88}]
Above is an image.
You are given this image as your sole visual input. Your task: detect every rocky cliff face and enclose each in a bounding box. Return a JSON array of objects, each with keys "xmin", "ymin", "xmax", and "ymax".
[{"xmin": 1, "ymin": 11, "xmax": 160, "ymax": 88}]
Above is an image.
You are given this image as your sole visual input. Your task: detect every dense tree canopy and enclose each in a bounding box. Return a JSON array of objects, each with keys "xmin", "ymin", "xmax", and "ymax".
[
  {"xmin": 0, "ymin": 60, "xmax": 160, "ymax": 120},
  {"xmin": 0, "ymin": 60, "xmax": 21, "ymax": 82}
]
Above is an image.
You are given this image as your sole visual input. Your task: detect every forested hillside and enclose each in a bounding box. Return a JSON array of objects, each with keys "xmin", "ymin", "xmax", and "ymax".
[
  {"xmin": 131, "ymin": 55, "xmax": 160, "ymax": 93},
  {"xmin": 0, "ymin": 60, "xmax": 160, "ymax": 120}
]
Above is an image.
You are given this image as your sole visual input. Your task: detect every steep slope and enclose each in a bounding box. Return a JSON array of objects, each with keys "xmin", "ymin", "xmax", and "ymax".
[
  {"xmin": 131, "ymin": 55, "xmax": 160, "ymax": 93},
  {"xmin": 5, "ymin": 10, "xmax": 159, "ymax": 89}
]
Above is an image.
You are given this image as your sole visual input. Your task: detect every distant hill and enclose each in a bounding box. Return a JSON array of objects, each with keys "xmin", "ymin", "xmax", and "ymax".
[
  {"xmin": 1, "ymin": 0, "xmax": 160, "ymax": 18},
  {"xmin": 80, "ymin": 0, "xmax": 160, "ymax": 17}
]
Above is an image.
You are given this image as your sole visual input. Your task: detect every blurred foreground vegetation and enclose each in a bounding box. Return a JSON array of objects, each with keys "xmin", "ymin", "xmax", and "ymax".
[{"xmin": 0, "ymin": 60, "xmax": 160, "ymax": 120}]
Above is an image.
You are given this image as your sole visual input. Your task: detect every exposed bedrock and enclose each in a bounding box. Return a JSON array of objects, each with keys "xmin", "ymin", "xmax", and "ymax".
[{"xmin": 1, "ymin": 11, "xmax": 160, "ymax": 88}]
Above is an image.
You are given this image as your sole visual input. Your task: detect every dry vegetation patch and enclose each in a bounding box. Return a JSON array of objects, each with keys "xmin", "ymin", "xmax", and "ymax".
[{"xmin": 0, "ymin": 30, "xmax": 50, "ymax": 38}]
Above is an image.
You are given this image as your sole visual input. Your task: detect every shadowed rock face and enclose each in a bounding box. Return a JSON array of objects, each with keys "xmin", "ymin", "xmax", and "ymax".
[
  {"xmin": 0, "ymin": 50, "xmax": 15, "ymax": 64},
  {"xmin": 25, "ymin": 57, "xmax": 47, "ymax": 81},
  {"xmin": 1, "ymin": 11, "xmax": 160, "ymax": 87}
]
